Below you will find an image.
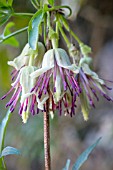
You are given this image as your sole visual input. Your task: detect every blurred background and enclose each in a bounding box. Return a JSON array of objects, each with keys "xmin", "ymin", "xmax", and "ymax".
[{"xmin": 0, "ymin": 0, "xmax": 113, "ymax": 170}]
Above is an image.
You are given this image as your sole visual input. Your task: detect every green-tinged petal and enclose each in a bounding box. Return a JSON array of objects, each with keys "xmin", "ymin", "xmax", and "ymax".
[
  {"xmin": 53, "ymin": 69, "xmax": 63, "ymax": 103},
  {"xmin": 55, "ymin": 48, "xmax": 79, "ymax": 73},
  {"xmin": 8, "ymin": 43, "xmax": 30, "ymax": 70},
  {"xmin": 80, "ymin": 89, "xmax": 90, "ymax": 121},
  {"xmin": 79, "ymin": 43, "xmax": 92, "ymax": 57},
  {"xmin": 55, "ymin": 48, "xmax": 72, "ymax": 67},
  {"xmin": 8, "ymin": 42, "xmax": 45, "ymax": 70},
  {"xmin": 20, "ymin": 66, "xmax": 36, "ymax": 95},
  {"xmin": 66, "ymin": 64, "xmax": 79, "ymax": 74},
  {"xmin": 22, "ymin": 111, "xmax": 29, "ymax": 123},
  {"xmin": 79, "ymin": 56, "xmax": 93, "ymax": 67},
  {"xmin": 21, "ymin": 95, "xmax": 32, "ymax": 123},
  {"xmin": 82, "ymin": 63, "xmax": 105, "ymax": 84},
  {"xmin": 31, "ymin": 67, "xmax": 51, "ymax": 79},
  {"xmin": 41, "ymin": 49, "xmax": 54, "ymax": 68},
  {"xmin": 49, "ymin": 111, "xmax": 54, "ymax": 119},
  {"xmin": 36, "ymin": 92, "xmax": 49, "ymax": 110},
  {"xmin": 19, "ymin": 66, "xmax": 36, "ymax": 123},
  {"xmin": 30, "ymin": 49, "xmax": 54, "ymax": 78}
]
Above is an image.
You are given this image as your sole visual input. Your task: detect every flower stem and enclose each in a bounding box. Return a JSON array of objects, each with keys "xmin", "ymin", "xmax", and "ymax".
[
  {"xmin": 0, "ymin": 27, "xmax": 28, "ymax": 43},
  {"xmin": 44, "ymin": 102, "xmax": 51, "ymax": 170},
  {"xmin": 70, "ymin": 29, "xmax": 82, "ymax": 44},
  {"xmin": 58, "ymin": 22, "xmax": 71, "ymax": 48},
  {"xmin": 12, "ymin": 12, "xmax": 33, "ymax": 17}
]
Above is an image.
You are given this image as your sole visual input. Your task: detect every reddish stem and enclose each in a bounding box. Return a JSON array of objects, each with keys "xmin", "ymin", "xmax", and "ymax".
[{"xmin": 44, "ymin": 103, "xmax": 51, "ymax": 170}]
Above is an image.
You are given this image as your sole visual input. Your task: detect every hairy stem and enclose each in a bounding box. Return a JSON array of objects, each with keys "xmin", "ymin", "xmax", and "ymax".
[{"xmin": 44, "ymin": 110, "xmax": 51, "ymax": 170}]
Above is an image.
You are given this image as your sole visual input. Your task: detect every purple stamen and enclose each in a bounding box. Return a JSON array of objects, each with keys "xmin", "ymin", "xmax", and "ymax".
[
  {"xmin": 9, "ymin": 87, "xmax": 21, "ymax": 112},
  {"xmin": 80, "ymin": 74, "xmax": 95, "ymax": 107},
  {"xmin": 89, "ymin": 77, "xmax": 113, "ymax": 102},
  {"xmin": 11, "ymin": 70, "xmax": 19, "ymax": 81},
  {"xmin": 24, "ymin": 98, "xmax": 28, "ymax": 112},
  {"xmin": 90, "ymin": 88, "xmax": 99, "ymax": 101},
  {"xmin": 66, "ymin": 70, "xmax": 76, "ymax": 89},
  {"xmin": 19, "ymin": 103, "xmax": 24, "ymax": 115},
  {"xmin": 104, "ymin": 85, "xmax": 112, "ymax": 90},
  {"xmin": 59, "ymin": 67, "xmax": 67, "ymax": 91},
  {"xmin": 30, "ymin": 95, "xmax": 36, "ymax": 114}
]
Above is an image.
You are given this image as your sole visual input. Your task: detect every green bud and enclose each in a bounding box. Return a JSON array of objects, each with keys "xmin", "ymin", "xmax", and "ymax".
[{"xmin": 80, "ymin": 43, "xmax": 92, "ymax": 57}]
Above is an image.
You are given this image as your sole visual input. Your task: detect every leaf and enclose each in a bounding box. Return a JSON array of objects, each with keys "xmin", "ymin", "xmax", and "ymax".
[
  {"xmin": 0, "ymin": 146, "xmax": 21, "ymax": 158},
  {"xmin": 0, "ymin": 1, "xmax": 6, "ymax": 6},
  {"xmin": 8, "ymin": 0, "xmax": 13, "ymax": 6},
  {"xmin": 2, "ymin": 22, "xmax": 19, "ymax": 47},
  {"xmin": 0, "ymin": 6, "xmax": 13, "ymax": 26},
  {"xmin": 72, "ymin": 138, "xmax": 101, "ymax": 170},
  {"xmin": 28, "ymin": 9, "xmax": 44, "ymax": 50},
  {"xmin": 0, "ymin": 49, "xmax": 10, "ymax": 89},
  {"xmin": 0, "ymin": 166, "xmax": 6, "ymax": 170},
  {"xmin": 0, "ymin": 0, "xmax": 13, "ymax": 6},
  {"xmin": 62, "ymin": 159, "xmax": 71, "ymax": 170},
  {"xmin": 0, "ymin": 109, "xmax": 12, "ymax": 153},
  {"xmin": 48, "ymin": 0, "xmax": 54, "ymax": 6}
]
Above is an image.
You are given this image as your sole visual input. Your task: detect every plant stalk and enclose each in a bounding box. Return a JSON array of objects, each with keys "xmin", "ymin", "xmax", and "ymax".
[{"xmin": 44, "ymin": 102, "xmax": 51, "ymax": 170}]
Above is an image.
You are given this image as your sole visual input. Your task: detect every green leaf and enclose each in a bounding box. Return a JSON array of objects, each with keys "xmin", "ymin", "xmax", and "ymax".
[
  {"xmin": 8, "ymin": 0, "xmax": 13, "ymax": 6},
  {"xmin": 0, "ymin": 6, "xmax": 13, "ymax": 26},
  {"xmin": 0, "ymin": 110, "xmax": 12, "ymax": 153},
  {"xmin": 0, "ymin": 1, "xmax": 6, "ymax": 6},
  {"xmin": 0, "ymin": 110, "xmax": 12, "ymax": 168},
  {"xmin": 48, "ymin": 0, "xmax": 54, "ymax": 6},
  {"xmin": 0, "ymin": 146, "xmax": 21, "ymax": 158},
  {"xmin": 62, "ymin": 159, "xmax": 71, "ymax": 170},
  {"xmin": 0, "ymin": 166, "xmax": 6, "ymax": 170},
  {"xmin": 0, "ymin": 0, "xmax": 13, "ymax": 6},
  {"xmin": 72, "ymin": 138, "xmax": 101, "ymax": 170},
  {"xmin": 2, "ymin": 22, "xmax": 19, "ymax": 47},
  {"xmin": 28, "ymin": 9, "xmax": 44, "ymax": 50},
  {"xmin": 0, "ymin": 49, "xmax": 10, "ymax": 89}
]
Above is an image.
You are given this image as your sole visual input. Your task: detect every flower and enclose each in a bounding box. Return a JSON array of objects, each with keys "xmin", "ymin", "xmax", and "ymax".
[
  {"xmin": 68, "ymin": 43, "xmax": 113, "ymax": 120},
  {"xmin": 30, "ymin": 48, "xmax": 81, "ymax": 117},
  {"xmin": 8, "ymin": 42, "xmax": 45, "ymax": 80},
  {"xmin": 77, "ymin": 62, "xmax": 113, "ymax": 120},
  {"xmin": 1, "ymin": 42, "xmax": 45, "ymax": 123}
]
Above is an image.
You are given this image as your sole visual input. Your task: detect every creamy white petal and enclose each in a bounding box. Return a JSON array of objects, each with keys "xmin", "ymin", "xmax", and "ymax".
[
  {"xmin": 55, "ymin": 48, "xmax": 79, "ymax": 73},
  {"xmin": 30, "ymin": 49, "xmax": 55, "ymax": 78},
  {"xmin": 36, "ymin": 92, "xmax": 49, "ymax": 110},
  {"xmin": 55, "ymin": 48, "xmax": 71, "ymax": 67},
  {"xmin": 30, "ymin": 67, "xmax": 52, "ymax": 79},
  {"xmin": 20, "ymin": 66, "xmax": 36, "ymax": 95},
  {"xmin": 8, "ymin": 43, "xmax": 30, "ymax": 70},
  {"xmin": 53, "ymin": 69, "xmax": 63, "ymax": 103},
  {"xmin": 42, "ymin": 49, "xmax": 54, "ymax": 68},
  {"xmin": 82, "ymin": 63, "xmax": 104, "ymax": 84}
]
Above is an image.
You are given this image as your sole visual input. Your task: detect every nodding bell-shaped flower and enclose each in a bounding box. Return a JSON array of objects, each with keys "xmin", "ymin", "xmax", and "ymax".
[
  {"xmin": 69, "ymin": 43, "xmax": 113, "ymax": 120},
  {"xmin": 8, "ymin": 42, "xmax": 45, "ymax": 81},
  {"xmin": 1, "ymin": 42, "xmax": 45, "ymax": 123},
  {"xmin": 30, "ymin": 48, "xmax": 81, "ymax": 117},
  {"xmin": 77, "ymin": 60, "xmax": 113, "ymax": 121}
]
